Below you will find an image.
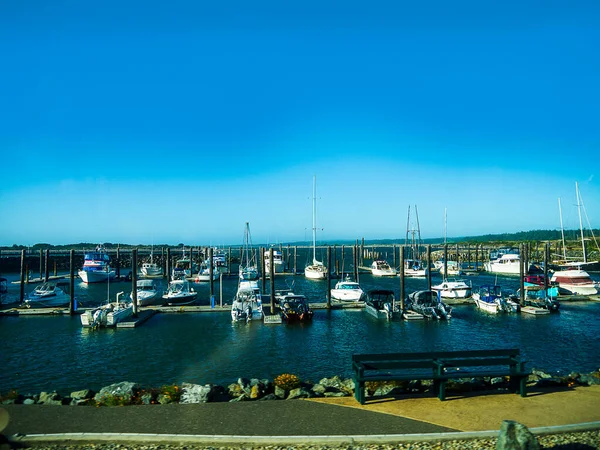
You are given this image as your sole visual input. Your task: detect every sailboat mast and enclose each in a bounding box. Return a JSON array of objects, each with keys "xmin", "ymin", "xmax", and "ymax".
[
  {"xmin": 444, "ymin": 207, "xmax": 447, "ymax": 246},
  {"xmin": 576, "ymin": 182, "xmax": 587, "ymax": 263},
  {"xmin": 312, "ymin": 176, "xmax": 317, "ymax": 264},
  {"xmin": 558, "ymin": 198, "xmax": 567, "ymax": 260}
]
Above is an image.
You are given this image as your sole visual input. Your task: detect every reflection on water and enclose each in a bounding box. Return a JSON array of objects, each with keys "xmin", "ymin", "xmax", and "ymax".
[{"xmin": 1, "ymin": 267, "xmax": 599, "ymax": 394}]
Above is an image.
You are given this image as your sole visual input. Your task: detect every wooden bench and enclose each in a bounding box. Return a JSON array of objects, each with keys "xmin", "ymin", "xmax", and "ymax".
[{"xmin": 352, "ymin": 349, "xmax": 530, "ymax": 404}]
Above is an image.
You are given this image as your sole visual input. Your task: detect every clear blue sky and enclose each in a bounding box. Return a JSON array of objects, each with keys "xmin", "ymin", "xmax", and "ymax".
[{"xmin": 1, "ymin": 0, "xmax": 599, "ymax": 247}]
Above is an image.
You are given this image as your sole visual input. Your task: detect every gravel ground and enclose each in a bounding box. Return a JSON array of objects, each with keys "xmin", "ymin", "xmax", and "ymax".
[{"xmin": 7, "ymin": 430, "xmax": 600, "ymax": 450}]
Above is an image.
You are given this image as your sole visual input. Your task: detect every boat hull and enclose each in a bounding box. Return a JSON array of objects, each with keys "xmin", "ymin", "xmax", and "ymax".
[
  {"xmin": 305, "ymin": 265, "xmax": 327, "ymax": 279},
  {"xmin": 79, "ymin": 270, "xmax": 116, "ymax": 284}
]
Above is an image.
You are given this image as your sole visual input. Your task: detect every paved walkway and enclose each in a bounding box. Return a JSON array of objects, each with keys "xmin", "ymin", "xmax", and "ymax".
[{"xmin": 2, "ymin": 386, "xmax": 600, "ymax": 444}]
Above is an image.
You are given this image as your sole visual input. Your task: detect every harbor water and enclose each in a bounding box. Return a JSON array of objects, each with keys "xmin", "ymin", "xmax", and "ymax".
[{"xmin": 1, "ymin": 263, "xmax": 600, "ymax": 395}]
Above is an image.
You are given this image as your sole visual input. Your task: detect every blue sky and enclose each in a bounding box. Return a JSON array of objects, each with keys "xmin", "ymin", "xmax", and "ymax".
[{"xmin": 1, "ymin": 0, "xmax": 599, "ymax": 246}]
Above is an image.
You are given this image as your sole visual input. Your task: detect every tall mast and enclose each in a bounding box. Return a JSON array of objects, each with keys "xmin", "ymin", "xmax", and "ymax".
[
  {"xmin": 558, "ymin": 198, "xmax": 567, "ymax": 260},
  {"xmin": 444, "ymin": 207, "xmax": 447, "ymax": 246},
  {"xmin": 312, "ymin": 176, "xmax": 317, "ymax": 264},
  {"xmin": 576, "ymin": 182, "xmax": 587, "ymax": 263}
]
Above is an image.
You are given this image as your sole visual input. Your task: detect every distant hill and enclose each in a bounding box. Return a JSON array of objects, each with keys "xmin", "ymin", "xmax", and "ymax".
[{"xmin": 2, "ymin": 229, "xmax": 598, "ymax": 250}]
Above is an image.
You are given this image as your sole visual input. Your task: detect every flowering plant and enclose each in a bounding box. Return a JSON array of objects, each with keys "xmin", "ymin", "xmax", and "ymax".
[{"xmin": 273, "ymin": 373, "xmax": 301, "ymax": 391}]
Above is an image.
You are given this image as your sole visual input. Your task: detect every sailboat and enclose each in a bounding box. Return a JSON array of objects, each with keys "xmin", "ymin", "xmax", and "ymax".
[
  {"xmin": 403, "ymin": 205, "xmax": 427, "ymax": 277},
  {"xmin": 239, "ymin": 222, "xmax": 260, "ymax": 281},
  {"xmin": 305, "ymin": 176, "xmax": 327, "ymax": 280}
]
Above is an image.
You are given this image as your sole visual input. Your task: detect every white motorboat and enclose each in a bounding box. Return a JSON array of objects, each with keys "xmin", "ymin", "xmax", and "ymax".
[
  {"xmin": 81, "ymin": 291, "xmax": 133, "ymax": 328},
  {"xmin": 24, "ymin": 281, "xmax": 72, "ymax": 308},
  {"xmin": 330, "ymin": 276, "xmax": 365, "ymax": 302},
  {"xmin": 264, "ymin": 248, "xmax": 285, "ymax": 275},
  {"xmin": 141, "ymin": 248, "xmax": 163, "ymax": 277},
  {"xmin": 484, "ymin": 253, "xmax": 521, "ymax": 275},
  {"xmin": 172, "ymin": 248, "xmax": 196, "ymax": 280},
  {"xmin": 403, "ymin": 259, "xmax": 428, "ymax": 277},
  {"xmin": 439, "ymin": 261, "xmax": 463, "ymax": 277},
  {"xmin": 305, "ymin": 176, "xmax": 328, "ymax": 280},
  {"xmin": 195, "ymin": 260, "xmax": 219, "ymax": 282},
  {"xmin": 130, "ymin": 279, "xmax": 163, "ymax": 306},
  {"xmin": 78, "ymin": 245, "xmax": 116, "ymax": 283},
  {"xmin": 370, "ymin": 260, "xmax": 397, "ymax": 277},
  {"xmin": 231, "ymin": 280, "xmax": 263, "ymax": 322},
  {"xmin": 473, "ymin": 285, "xmax": 519, "ymax": 313},
  {"xmin": 364, "ymin": 289, "xmax": 397, "ymax": 320},
  {"xmin": 162, "ymin": 279, "xmax": 197, "ymax": 305},
  {"xmin": 405, "ymin": 290, "xmax": 452, "ymax": 319},
  {"xmin": 550, "ymin": 269, "xmax": 599, "ymax": 296},
  {"xmin": 431, "ymin": 279, "xmax": 472, "ymax": 300}
]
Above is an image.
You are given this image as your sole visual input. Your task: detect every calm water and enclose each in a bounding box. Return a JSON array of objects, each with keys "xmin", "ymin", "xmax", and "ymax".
[{"xmin": 1, "ymin": 249, "xmax": 600, "ymax": 395}]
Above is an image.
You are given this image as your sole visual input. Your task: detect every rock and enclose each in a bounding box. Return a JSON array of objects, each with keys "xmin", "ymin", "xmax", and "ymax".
[
  {"xmin": 532, "ymin": 369, "xmax": 552, "ymax": 379},
  {"xmin": 180, "ymin": 383, "xmax": 216, "ymax": 403},
  {"xmin": 496, "ymin": 420, "xmax": 540, "ymax": 450},
  {"xmin": 250, "ymin": 384, "xmax": 261, "ymax": 399},
  {"xmin": 287, "ymin": 387, "xmax": 312, "ymax": 399},
  {"xmin": 22, "ymin": 399, "xmax": 35, "ymax": 405},
  {"xmin": 227, "ymin": 383, "xmax": 244, "ymax": 397},
  {"xmin": 140, "ymin": 392, "xmax": 154, "ymax": 405},
  {"xmin": 311, "ymin": 384, "xmax": 327, "ymax": 395},
  {"xmin": 274, "ymin": 385, "xmax": 287, "ymax": 399},
  {"xmin": 70, "ymin": 389, "xmax": 94, "ymax": 400},
  {"xmin": 258, "ymin": 393, "xmax": 279, "ymax": 401},
  {"xmin": 491, "ymin": 377, "xmax": 506, "ymax": 388},
  {"xmin": 323, "ymin": 391, "xmax": 349, "ymax": 397},
  {"xmin": 94, "ymin": 382, "xmax": 140, "ymax": 405},
  {"xmin": 39, "ymin": 391, "xmax": 63, "ymax": 405},
  {"xmin": 229, "ymin": 394, "xmax": 249, "ymax": 402},
  {"xmin": 580, "ymin": 371, "xmax": 600, "ymax": 386}
]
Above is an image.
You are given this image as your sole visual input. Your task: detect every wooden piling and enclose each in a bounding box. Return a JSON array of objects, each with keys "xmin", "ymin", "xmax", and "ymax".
[
  {"xmin": 294, "ymin": 246, "xmax": 297, "ymax": 275},
  {"xmin": 353, "ymin": 244, "xmax": 358, "ymax": 282},
  {"xmin": 360, "ymin": 237, "xmax": 364, "ymax": 266},
  {"xmin": 443, "ymin": 244, "xmax": 448, "ymax": 277},
  {"xmin": 116, "ymin": 245, "xmax": 121, "ymax": 278},
  {"xmin": 399, "ymin": 245, "xmax": 405, "ymax": 311},
  {"xmin": 209, "ymin": 247, "xmax": 215, "ymax": 297},
  {"xmin": 53, "ymin": 260, "xmax": 57, "ymax": 277},
  {"xmin": 340, "ymin": 245, "xmax": 345, "ymax": 276},
  {"xmin": 69, "ymin": 249, "xmax": 75, "ymax": 315},
  {"xmin": 261, "ymin": 247, "xmax": 266, "ymax": 294},
  {"xmin": 44, "ymin": 248, "xmax": 50, "ymax": 282},
  {"xmin": 166, "ymin": 248, "xmax": 171, "ymax": 283},
  {"xmin": 426, "ymin": 245, "xmax": 432, "ymax": 291},
  {"xmin": 269, "ymin": 247, "xmax": 275, "ymax": 312},
  {"xmin": 544, "ymin": 242, "xmax": 549, "ymax": 294},
  {"xmin": 327, "ymin": 246, "xmax": 331, "ymax": 309},
  {"xmin": 20, "ymin": 249, "xmax": 26, "ymax": 303},
  {"xmin": 161, "ymin": 247, "xmax": 165, "ymax": 278},
  {"xmin": 132, "ymin": 249, "xmax": 138, "ymax": 317},
  {"xmin": 519, "ymin": 244, "xmax": 525, "ymax": 306},
  {"xmin": 39, "ymin": 248, "xmax": 43, "ymax": 282}
]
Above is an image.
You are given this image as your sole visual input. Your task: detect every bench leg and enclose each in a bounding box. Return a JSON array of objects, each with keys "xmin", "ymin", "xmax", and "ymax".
[
  {"xmin": 438, "ymin": 380, "xmax": 446, "ymax": 401},
  {"xmin": 354, "ymin": 379, "xmax": 365, "ymax": 404},
  {"xmin": 519, "ymin": 376, "xmax": 527, "ymax": 398}
]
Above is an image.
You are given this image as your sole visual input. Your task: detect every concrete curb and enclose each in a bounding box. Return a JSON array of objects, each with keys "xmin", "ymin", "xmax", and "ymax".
[{"xmin": 9, "ymin": 421, "xmax": 600, "ymax": 445}]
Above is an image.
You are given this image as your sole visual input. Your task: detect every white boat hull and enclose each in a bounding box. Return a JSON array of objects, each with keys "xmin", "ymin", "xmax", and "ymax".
[
  {"xmin": 79, "ymin": 270, "xmax": 116, "ymax": 284},
  {"xmin": 331, "ymin": 290, "xmax": 364, "ymax": 302},
  {"xmin": 305, "ymin": 264, "xmax": 327, "ymax": 279},
  {"xmin": 371, "ymin": 268, "xmax": 397, "ymax": 277},
  {"xmin": 551, "ymin": 269, "xmax": 599, "ymax": 296},
  {"xmin": 473, "ymin": 296, "xmax": 500, "ymax": 313},
  {"xmin": 141, "ymin": 264, "xmax": 163, "ymax": 277}
]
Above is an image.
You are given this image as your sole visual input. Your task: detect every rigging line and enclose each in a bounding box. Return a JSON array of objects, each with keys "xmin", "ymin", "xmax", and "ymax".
[{"xmin": 578, "ymin": 188, "xmax": 600, "ymax": 255}]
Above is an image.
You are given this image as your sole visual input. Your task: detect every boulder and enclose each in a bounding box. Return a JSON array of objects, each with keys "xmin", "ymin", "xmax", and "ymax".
[
  {"xmin": 38, "ymin": 391, "xmax": 63, "ymax": 405},
  {"xmin": 287, "ymin": 387, "xmax": 313, "ymax": 399},
  {"xmin": 94, "ymin": 382, "xmax": 140, "ymax": 405},
  {"xmin": 180, "ymin": 383, "xmax": 217, "ymax": 403},
  {"xmin": 274, "ymin": 385, "xmax": 287, "ymax": 399},
  {"xmin": 156, "ymin": 393, "xmax": 174, "ymax": 404},
  {"xmin": 70, "ymin": 389, "xmax": 94, "ymax": 401},
  {"xmin": 496, "ymin": 420, "xmax": 540, "ymax": 450}
]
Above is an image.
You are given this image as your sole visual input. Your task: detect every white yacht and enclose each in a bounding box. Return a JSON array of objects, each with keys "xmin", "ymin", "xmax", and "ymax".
[
  {"xmin": 78, "ymin": 245, "xmax": 116, "ymax": 283},
  {"xmin": 484, "ymin": 250, "xmax": 521, "ymax": 275},
  {"xmin": 231, "ymin": 280, "xmax": 263, "ymax": 322},
  {"xmin": 431, "ymin": 279, "xmax": 472, "ymax": 300},
  {"xmin": 264, "ymin": 249, "xmax": 285, "ymax": 275},
  {"xmin": 370, "ymin": 260, "xmax": 397, "ymax": 277},
  {"xmin": 162, "ymin": 279, "xmax": 197, "ymax": 305},
  {"xmin": 24, "ymin": 281, "xmax": 72, "ymax": 308},
  {"xmin": 141, "ymin": 249, "xmax": 163, "ymax": 277},
  {"xmin": 550, "ymin": 269, "xmax": 599, "ymax": 296},
  {"xmin": 130, "ymin": 279, "xmax": 163, "ymax": 306},
  {"xmin": 330, "ymin": 276, "xmax": 365, "ymax": 302}
]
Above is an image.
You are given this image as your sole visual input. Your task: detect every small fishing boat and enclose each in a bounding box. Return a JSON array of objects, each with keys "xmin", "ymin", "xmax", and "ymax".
[
  {"xmin": 141, "ymin": 248, "xmax": 163, "ymax": 278},
  {"xmin": 405, "ymin": 290, "xmax": 452, "ymax": 320},
  {"xmin": 78, "ymin": 245, "xmax": 116, "ymax": 283},
  {"xmin": 162, "ymin": 279, "xmax": 197, "ymax": 305},
  {"xmin": 438, "ymin": 261, "xmax": 463, "ymax": 277},
  {"xmin": 195, "ymin": 260, "xmax": 219, "ymax": 282},
  {"xmin": 473, "ymin": 285, "xmax": 519, "ymax": 314},
  {"xmin": 431, "ymin": 279, "xmax": 472, "ymax": 300},
  {"xmin": 364, "ymin": 289, "xmax": 397, "ymax": 320},
  {"xmin": 24, "ymin": 281, "xmax": 72, "ymax": 308},
  {"xmin": 517, "ymin": 288, "xmax": 560, "ymax": 312},
  {"xmin": 231, "ymin": 280, "xmax": 263, "ymax": 322},
  {"xmin": 484, "ymin": 250, "xmax": 521, "ymax": 275},
  {"xmin": 130, "ymin": 279, "xmax": 163, "ymax": 306},
  {"xmin": 80, "ymin": 291, "xmax": 133, "ymax": 328},
  {"xmin": 370, "ymin": 260, "xmax": 397, "ymax": 277},
  {"xmin": 264, "ymin": 248, "xmax": 285, "ymax": 275},
  {"xmin": 172, "ymin": 249, "xmax": 196, "ymax": 280},
  {"xmin": 278, "ymin": 293, "xmax": 313, "ymax": 323},
  {"xmin": 330, "ymin": 275, "xmax": 365, "ymax": 302},
  {"xmin": 403, "ymin": 259, "xmax": 428, "ymax": 277}
]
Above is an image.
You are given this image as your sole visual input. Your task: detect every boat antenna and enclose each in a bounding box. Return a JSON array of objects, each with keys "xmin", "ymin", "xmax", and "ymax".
[
  {"xmin": 576, "ymin": 182, "xmax": 587, "ymax": 263},
  {"xmin": 312, "ymin": 175, "xmax": 318, "ymax": 265},
  {"xmin": 558, "ymin": 197, "xmax": 567, "ymax": 260}
]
